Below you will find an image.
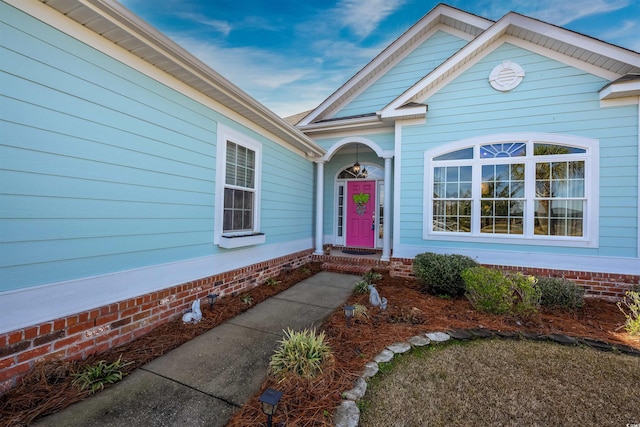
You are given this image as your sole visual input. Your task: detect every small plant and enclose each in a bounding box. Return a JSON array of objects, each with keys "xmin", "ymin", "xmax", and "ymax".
[
  {"xmin": 269, "ymin": 328, "xmax": 333, "ymax": 380},
  {"xmin": 265, "ymin": 278, "xmax": 281, "ymax": 287},
  {"xmin": 462, "ymin": 267, "xmax": 540, "ymax": 316},
  {"xmin": 71, "ymin": 356, "xmax": 132, "ymax": 394},
  {"xmin": 617, "ymin": 290, "xmax": 640, "ymax": 336},
  {"xmin": 536, "ymin": 276, "xmax": 585, "ymax": 309},
  {"xmin": 240, "ymin": 293, "xmax": 253, "ymax": 306},
  {"xmin": 363, "ymin": 270, "xmax": 382, "ymax": 285},
  {"xmin": 300, "ymin": 267, "xmax": 311, "ymax": 275},
  {"xmin": 352, "ymin": 303, "xmax": 370, "ymax": 320},
  {"xmin": 354, "ymin": 279, "xmax": 369, "ymax": 294},
  {"xmin": 413, "ymin": 252, "xmax": 479, "ymax": 297}
]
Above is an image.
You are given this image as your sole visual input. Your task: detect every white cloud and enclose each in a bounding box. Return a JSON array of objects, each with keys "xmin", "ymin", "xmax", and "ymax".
[
  {"xmin": 465, "ymin": 0, "xmax": 630, "ymax": 26},
  {"xmin": 334, "ymin": 0, "xmax": 407, "ymax": 38},
  {"xmin": 177, "ymin": 12, "xmax": 232, "ymax": 36},
  {"xmin": 528, "ymin": 0, "xmax": 630, "ymax": 26}
]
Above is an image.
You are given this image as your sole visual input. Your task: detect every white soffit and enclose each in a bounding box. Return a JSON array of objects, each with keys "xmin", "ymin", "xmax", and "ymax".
[{"xmin": 34, "ymin": 0, "xmax": 324, "ymax": 157}]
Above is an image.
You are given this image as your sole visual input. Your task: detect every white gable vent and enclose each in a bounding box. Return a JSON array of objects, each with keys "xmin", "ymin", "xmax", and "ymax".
[{"xmin": 489, "ymin": 60, "xmax": 525, "ymax": 91}]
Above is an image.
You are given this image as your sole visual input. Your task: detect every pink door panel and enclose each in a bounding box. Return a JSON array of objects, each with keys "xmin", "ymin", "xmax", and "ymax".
[{"xmin": 346, "ymin": 180, "xmax": 375, "ymax": 247}]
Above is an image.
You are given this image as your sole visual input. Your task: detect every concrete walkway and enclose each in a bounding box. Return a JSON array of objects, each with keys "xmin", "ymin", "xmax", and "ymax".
[{"xmin": 34, "ymin": 272, "xmax": 359, "ymax": 427}]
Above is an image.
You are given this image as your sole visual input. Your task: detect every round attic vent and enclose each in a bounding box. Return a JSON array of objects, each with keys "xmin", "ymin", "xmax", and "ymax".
[{"xmin": 489, "ymin": 60, "xmax": 525, "ymax": 91}]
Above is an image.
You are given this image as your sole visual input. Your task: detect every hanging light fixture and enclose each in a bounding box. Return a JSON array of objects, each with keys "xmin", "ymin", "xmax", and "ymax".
[{"xmin": 351, "ymin": 144, "xmax": 361, "ymax": 175}]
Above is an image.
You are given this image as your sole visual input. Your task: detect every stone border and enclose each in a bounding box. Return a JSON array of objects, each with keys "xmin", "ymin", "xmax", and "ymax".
[{"xmin": 333, "ymin": 330, "xmax": 640, "ymax": 427}]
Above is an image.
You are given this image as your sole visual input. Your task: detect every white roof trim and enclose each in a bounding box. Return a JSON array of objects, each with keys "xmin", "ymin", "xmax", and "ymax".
[
  {"xmin": 599, "ymin": 79, "xmax": 640, "ymax": 100},
  {"xmin": 23, "ymin": 0, "xmax": 324, "ymax": 157},
  {"xmin": 297, "ymin": 4, "xmax": 492, "ymax": 126},
  {"xmin": 381, "ymin": 12, "xmax": 640, "ymax": 116}
]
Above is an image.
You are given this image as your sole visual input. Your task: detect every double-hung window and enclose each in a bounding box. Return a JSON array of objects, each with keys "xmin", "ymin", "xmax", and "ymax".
[
  {"xmin": 215, "ymin": 124, "xmax": 263, "ymax": 247},
  {"xmin": 425, "ymin": 134, "xmax": 598, "ymax": 247},
  {"xmin": 224, "ymin": 141, "xmax": 255, "ymax": 233}
]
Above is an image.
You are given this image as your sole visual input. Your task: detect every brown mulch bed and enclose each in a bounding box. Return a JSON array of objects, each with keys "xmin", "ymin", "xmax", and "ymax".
[
  {"xmin": 1, "ymin": 265, "xmax": 638, "ymax": 427},
  {"xmin": 227, "ymin": 272, "xmax": 639, "ymax": 427}
]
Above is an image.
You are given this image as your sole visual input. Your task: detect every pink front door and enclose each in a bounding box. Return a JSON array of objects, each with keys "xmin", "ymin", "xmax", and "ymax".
[{"xmin": 346, "ymin": 180, "xmax": 376, "ymax": 248}]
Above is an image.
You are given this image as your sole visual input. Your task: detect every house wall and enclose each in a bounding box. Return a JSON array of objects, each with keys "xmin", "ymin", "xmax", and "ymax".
[
  {"xmin": 0, "ymin": 2, "xmax": 316, "ymax": 391},
  {"xmin": 335, "ymin": 30, "xmax": 468, "ymax": 118},
  {"xmin": 394, "ymin": 42, "xmax": 639, "ymax": 276}
]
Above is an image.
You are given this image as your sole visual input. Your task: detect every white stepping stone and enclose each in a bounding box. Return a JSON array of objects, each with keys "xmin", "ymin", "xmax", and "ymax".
[
  {"xmin": 373, "ymin": 349, "xmax": 394, "ymax": 363},
  {"xmin": 426, "ymin": 332, "xmax": 450, "ymax": 343},
  {"xmin": 408, "ymin": 335, "xmax": 431, "ymax": 347},
  {"xmin": 387, "ymin": 342, "xmax": 411, "ymax": 354},
  {"xmin": 334, "ymin": 400, "xmax": 360, "ymax": 427},
  {"xmin": 342, "ymin": 377, "xmax": 367, "ymax": 401},
  {"xmin": 362, "ymin": 361, "xmax": 378, "ymax": 378}
]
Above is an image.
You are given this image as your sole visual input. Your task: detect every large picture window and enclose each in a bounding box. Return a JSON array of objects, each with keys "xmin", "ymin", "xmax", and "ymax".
[{"xmin": 424, "ymin": 134, "xmax": 598, "ymax": 247}]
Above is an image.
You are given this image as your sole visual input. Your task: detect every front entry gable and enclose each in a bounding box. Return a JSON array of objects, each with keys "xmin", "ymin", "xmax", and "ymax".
[
  {"xmin": 297, "ymin": 4, "xmax": 492, "ymax": 128},
  {"xmin": 333, "ymin": 29, "xmax": 470, "ymax": 119}
]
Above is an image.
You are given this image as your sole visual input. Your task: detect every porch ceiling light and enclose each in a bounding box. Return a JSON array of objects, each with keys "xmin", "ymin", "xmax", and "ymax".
[{"xmin": 352, "ymin": 144, "xmax": 361, "ymax": 175}]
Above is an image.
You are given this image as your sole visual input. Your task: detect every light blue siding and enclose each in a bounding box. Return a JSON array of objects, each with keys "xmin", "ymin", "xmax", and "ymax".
[
  {"xmin": 335, "ymin": 31, "xmax": 467, "ymax": 118},
  {"xmin": 398, "ymin": 43, "xmax": 638, "ymax": 257},
  {"xmin": 0, "ymin": 3, "xmax": 314, "ymax": 291}
]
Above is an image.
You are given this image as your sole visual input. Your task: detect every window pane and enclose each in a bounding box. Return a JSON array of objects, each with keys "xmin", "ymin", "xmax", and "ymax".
[
  {"xmin": 434, "ymin": 147, "xmax": 473, "ymax": 160},
  {"xmin": 480, "ymin": 142, "xmax": 526, "ymax": 158},
  {"xmin": 434, "ymin": 167, "xmax": 446, "ymax": 183},
  {"xmin": 534, "ymin": 143, "xmax": 586, "ymax": 155},
  {"xmin": 223, "ymin": 209, "xmax": 233, "ymax": 232}
]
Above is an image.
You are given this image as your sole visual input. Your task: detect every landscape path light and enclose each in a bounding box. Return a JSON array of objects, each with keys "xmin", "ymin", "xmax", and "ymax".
[
  {"xmin": 206, "ymin": 293, "xmax": 219, "ymax": 310},
  {"xmin": 343, "ymin": 305, "xmax": 354, "ymax": 328},
  {"xmin": 258, "ymin": 387, "xmax": 283, "ymax": 427}
]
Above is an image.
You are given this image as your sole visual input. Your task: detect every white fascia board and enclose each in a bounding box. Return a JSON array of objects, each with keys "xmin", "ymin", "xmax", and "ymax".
[
  {"xmin": 298, "ymin": 5, "xmax": 492, "ymax": 127},
  {"xmin": 599, "ymin": 80, "xmax": 640, "ymax": 100},
  {"xmin": 298, "ymin": 115, "xmax": 388, "ymax": 134},
  {"xmin": 379, "ymin": 105, "xmax": 427, "ymax": 120}
]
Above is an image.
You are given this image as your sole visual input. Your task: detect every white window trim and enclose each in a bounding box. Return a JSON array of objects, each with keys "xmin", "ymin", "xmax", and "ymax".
[
  {"xmin": 214, "ymin": 124, "xmax": 263, "ymax": 247},
  {"xmin": 423, "ymin": 133, "xmax": 599, "ymax": 248}
]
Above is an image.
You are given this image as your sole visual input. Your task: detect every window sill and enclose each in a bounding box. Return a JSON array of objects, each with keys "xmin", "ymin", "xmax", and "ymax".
[{"xmin": 219, "ymin": 233, "xmax": 266, "ymax": 249}]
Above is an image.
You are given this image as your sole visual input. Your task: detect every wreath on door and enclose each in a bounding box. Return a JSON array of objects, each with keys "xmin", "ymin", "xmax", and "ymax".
[{"xmin": 352, "ymin": 192, "xmax": 370, "ymax": 215}]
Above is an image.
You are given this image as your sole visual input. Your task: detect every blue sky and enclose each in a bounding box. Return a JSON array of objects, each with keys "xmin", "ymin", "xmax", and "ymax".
[{"xmin": 119, "ymin": 0, "xmax": 640, "ymax": 117}]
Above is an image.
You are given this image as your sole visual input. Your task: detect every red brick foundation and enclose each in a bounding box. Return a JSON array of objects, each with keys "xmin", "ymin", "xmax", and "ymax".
[
  {"xmin": 0, "ymin": 250, "xmax": 313, "ymax": 395},
  {"xmin": 389, "ymin": 257, "xmax": 639, "ymax": 300}
]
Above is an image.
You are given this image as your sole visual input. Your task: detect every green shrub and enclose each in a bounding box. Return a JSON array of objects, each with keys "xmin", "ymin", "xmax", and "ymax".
[
  {"xmin": 536, "ymin": 277, "xmax": 585, "ymax": 309},
  {"xmin": 462, "ymin": 267, "xmax": 540, "ymax": 316},
  {"xmin": 462, "ymin": 267, "xmax": 513, "ymax": 314},
  {"xmin": 354, "ymin": 279, "xmax": 370, "ymax": 294},
  {"xmin": 269, "ymin": 328, "xmax": 333, "ymax": 380},
  {"xmin": 71, "ymin": 356, "xmax": 132, "ymax": 394},
  {"xmin": 617, "ymin": 291, "xmax": 640, "ymax": 336},
  {"xmin": 413, "ymin": 252, "xmax": 479, "ymax": 297},
  {"xmin": 510, "ymin": 273, "xmax": 541, "ymax": 317}
]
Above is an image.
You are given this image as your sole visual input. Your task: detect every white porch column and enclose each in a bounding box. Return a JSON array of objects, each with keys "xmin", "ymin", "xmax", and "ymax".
[
  {"xmin": 382, "ymin": 156, "xmax": 393, "ymax": 261},
  {"xmin": 314, "ymin": 160, "xmax": 325, "ymax": 255}
]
